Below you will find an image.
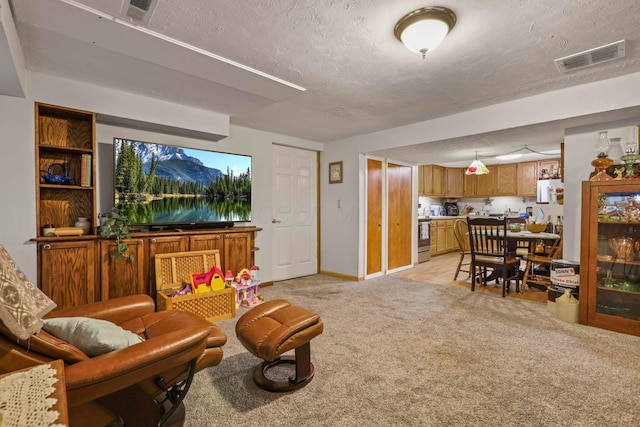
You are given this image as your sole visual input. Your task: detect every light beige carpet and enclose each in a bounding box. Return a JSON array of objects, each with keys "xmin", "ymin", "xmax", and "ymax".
[{"xmin": 184, "ymin": 275, "xmax": 640, "ymax": 426}]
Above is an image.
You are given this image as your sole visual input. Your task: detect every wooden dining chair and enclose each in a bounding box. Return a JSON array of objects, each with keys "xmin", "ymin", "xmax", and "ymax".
[
  {"xmin": 520, "ymin": 233, "xmax": 563, "ymax": 292},
  {"xmin": 506, "ymin": 217, "xmax": 530, "ymax": 256},
  {"xmin": 467, "ymin": 216, "xmax": 521, "ymax": 297},
  {"xmin": 452, "ymin": 219, "xmax": 471, "ymax": 280}
]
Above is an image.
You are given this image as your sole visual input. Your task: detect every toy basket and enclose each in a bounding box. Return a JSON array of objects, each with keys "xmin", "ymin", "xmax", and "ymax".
[{"xmin": 155, "ymin": 250, "xmax": 235, "ymax": 322}]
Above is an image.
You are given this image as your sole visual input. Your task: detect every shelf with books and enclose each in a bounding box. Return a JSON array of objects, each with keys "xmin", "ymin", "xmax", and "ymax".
[{"xmin": 35, "ymin": 102, "xmax": 96, "ymax": 237}]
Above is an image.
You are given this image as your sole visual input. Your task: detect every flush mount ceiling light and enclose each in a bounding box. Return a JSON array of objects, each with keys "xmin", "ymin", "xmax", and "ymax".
[
  {"xmin": 466, "ymin": 152, "xmax": 489, "ymax": 176},
  {"xmin": 394, "ymin": 7, "xmax": 456, "ymax": 59}
]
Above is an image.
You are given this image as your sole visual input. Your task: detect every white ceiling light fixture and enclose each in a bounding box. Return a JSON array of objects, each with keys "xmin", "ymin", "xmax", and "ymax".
[
  {"xmin": 394, "ymin": 7, "xmax": 456, "ymax": 59},
  {"xmin": 495, "ymin": 153, "xmax": 523, "ymax": 160}
]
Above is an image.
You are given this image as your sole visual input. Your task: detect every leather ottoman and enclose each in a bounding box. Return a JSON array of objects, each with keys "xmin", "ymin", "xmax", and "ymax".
[{"xmin": 235, "ymin": 299, "xmax": 323, "ymax": 392}]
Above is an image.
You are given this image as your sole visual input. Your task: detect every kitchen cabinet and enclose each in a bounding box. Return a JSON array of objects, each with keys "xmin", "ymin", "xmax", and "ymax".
[
  {"xmin": 420, "ymin": 165, "xmax": 431, "ymax": 196},
  {"xmin": 433, "ymin": 166, "xmax": 446, "ymax": 197},
  {"xmin": 580, "ymin": 180, "xmax": 640, "ymax": 336},
  {"xmin": 418, "ymin": 158, "xmax": 558, "ymax": 199},
  {"xmin": 38, "ymin": 239, "xmax": 97, "ymax": 309},
  {"xmin": 446, "ymin": 168, "xmax": 464, "ymax": 198},
  {"xmin": 517, "ymin": 161, "xmax": 538, "ymax": 196},
  {"xmin": 495, "ymin": 164, "xmax": 517, "ymax": 196},
  {"xmin": 462, "ymin": 172, "xmax": 496, "ymax": 197},
  {"xmin": 475, "ymin": 172, "xmax": 496, "ymax": 197},
  {"xmin": 420, "ymin": 164, "xmax": 446, "ymax": 197},
  {"xmin": 430, "ymin": 219, "xmax": 457, "ymax": 256},
  {"xmin": 463, "ymin": 173, "xmax": 477, "ymax": 197}
]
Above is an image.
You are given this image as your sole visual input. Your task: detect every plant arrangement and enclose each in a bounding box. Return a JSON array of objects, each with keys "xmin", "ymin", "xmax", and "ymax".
[{"xmin": 100, "ymin": 207, "xmax": 134, "ymax": 261}]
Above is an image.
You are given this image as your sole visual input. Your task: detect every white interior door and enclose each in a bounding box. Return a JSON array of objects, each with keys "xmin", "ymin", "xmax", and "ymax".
[{"xmin": 272, "ymin": 145, "xmax": 318, "ymax": 281}]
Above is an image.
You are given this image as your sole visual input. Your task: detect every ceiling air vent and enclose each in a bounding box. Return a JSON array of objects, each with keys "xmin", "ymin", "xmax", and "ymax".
[
  {"xmin": 121, "ymin": 0, "xmax": 157, "ymax": 25},
  {"xmin": 555, "ymin": 40, "xmax": 625, "ymax": 73}
]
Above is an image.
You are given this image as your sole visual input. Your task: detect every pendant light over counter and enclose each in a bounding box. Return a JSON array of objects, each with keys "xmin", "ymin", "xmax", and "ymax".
[{"xmin": 465, "ymin": 152, "xmax": 489, "ymax": 176}]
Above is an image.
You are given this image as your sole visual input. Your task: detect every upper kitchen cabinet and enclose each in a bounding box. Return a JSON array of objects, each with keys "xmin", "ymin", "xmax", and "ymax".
[
  {"xmin": 495, "ymin": 164, "xmax": 517, "ymax": 196},
  {"xmin": 517, "ymin": 161, "xmax": 538, "ymax": 196},
  {"xmin": 420, "ymin": 164, "xmax": 446, "ymax": 197},
  {"xmin": 463, "ymin": 172, "xmax": 477, "ymax": 197},
  {"xmin": 476, "ymin": 171, "xmax": 496, "ymax": 197},
  {"xmin": 446, "ymin": 168, "xmax": 464, "ymax": 198},
  {"xmin": 463, "ymin": 170, "xmax": 497, "ymax": 197}
]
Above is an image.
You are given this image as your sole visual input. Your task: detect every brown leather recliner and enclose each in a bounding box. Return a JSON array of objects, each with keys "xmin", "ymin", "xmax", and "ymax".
[{"xmin": 0, "ymin": 294, "xmax": 227, "ymax": 427}]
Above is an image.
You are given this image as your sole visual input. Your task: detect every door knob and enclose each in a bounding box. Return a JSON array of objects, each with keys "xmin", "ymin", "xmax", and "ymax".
[{"xmin": 272, "ymin": 219, "xmax": 281, "ymax": 223}]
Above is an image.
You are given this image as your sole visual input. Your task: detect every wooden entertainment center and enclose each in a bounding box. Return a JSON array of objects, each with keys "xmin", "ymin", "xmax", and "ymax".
[{"xmin": 34, "ymin": 102, "xmax": 260, "ymax": 310}]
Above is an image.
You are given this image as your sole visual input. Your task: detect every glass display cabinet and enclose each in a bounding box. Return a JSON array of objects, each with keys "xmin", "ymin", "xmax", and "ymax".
[{"xmin": 580, "ymin": 180, "xmax": 640, "ymax": 336}]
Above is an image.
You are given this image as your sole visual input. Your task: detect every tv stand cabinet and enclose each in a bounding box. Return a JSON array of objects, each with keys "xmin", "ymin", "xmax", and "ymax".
[{"xmin": 37, "ymin": 226, "xmax": 261, "ymax": 309}]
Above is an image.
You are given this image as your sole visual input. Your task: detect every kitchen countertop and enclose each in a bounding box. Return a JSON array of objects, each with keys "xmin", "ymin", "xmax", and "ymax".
[{"xmin": 424, "ymin": 215, "xmax": 526, "ymax": 220}]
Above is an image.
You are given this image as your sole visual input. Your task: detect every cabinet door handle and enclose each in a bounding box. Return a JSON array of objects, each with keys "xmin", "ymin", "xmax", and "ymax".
[
  {"xmin": 225, "ymin": 234, "xmax": 230, "ymax": 238},
  {"xmin": 150, "ymin": 238, "xmax": 157, "ymax": 243},
  {"xmin": 215, "ymin": 235, "xmax": 221, "ymax": 240},
  {"xmin": 43, "ymin": 244, "xmax": 51, "ymax": 250},
  {"xmin": 137, "ymin": 239, "xmax": 143, "ymax": 244}
]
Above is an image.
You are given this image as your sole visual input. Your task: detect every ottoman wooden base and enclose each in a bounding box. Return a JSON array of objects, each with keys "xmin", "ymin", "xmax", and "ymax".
[
  {"xmin": 254, "ymin": 343, "xmax": 314, "ymax": 392},
  {"xmin": 236, "ymin": 299, "xmax": 323, "ymax": 392}
]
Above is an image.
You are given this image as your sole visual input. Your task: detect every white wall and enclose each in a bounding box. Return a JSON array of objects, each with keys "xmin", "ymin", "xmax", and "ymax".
[
  {"xmin": 96, "ymin": 123, "xmax": 321, "ymax": 282},
  {"xmin": 0, "ymin": 71, "xmax": 321, "ymax": 283},
  {"xmin": 322, "ymin": 71, "xmax": 640, "ymax": 279},
  {"xmin": 0, "ymin": 95, "xmax": 35, "ymax": 277},
  {"xmin": 5, "ymin": 67, "xmax": 640, "ymax": 283},
  {"xmin": 563, "ymin": 120, "xmax": 640, "ymax": 261}
]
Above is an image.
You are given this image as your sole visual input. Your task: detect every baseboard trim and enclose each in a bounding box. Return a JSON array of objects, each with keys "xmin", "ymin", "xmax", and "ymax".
[{"xmin": 318, "ymin": 270, "xmax": 361, "ymax": 281}]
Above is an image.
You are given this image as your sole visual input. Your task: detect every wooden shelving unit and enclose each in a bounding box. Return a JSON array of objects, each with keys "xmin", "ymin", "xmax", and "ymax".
[{"xmin": 35, "ymin": 102, "xmax": 96, "ymax": 236}]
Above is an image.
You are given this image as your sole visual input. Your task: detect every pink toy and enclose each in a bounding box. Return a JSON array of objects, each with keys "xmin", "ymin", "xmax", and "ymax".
[{"xmin": 169, "ymin": 283, "xmax": 192, "ymax": 297}]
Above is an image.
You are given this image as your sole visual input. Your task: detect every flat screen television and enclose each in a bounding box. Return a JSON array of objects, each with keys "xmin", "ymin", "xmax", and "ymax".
[{"xmin": 113, "ymin": 138, "xmax": 251, "ymax": 230}]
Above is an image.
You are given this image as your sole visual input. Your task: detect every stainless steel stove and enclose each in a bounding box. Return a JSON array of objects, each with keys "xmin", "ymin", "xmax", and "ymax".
[{"xmin": 418, "ymin": 218, "xmax": 431, "ymax": 263}]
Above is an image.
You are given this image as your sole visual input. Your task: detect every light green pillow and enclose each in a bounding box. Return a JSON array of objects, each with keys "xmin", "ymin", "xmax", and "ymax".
[{"xmin": 42, "ymin": 317, "xmax": 144, "ymax": 357}]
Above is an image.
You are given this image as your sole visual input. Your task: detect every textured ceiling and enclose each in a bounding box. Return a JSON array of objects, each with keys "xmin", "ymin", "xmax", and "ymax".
[{"xmin": 7, "ymin": 0, "xmax": 640, "ymax": 164}]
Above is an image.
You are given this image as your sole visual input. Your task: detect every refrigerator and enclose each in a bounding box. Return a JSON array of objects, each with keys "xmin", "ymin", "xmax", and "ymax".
[{"xmin": 537, "ymin": 179, "xmax": 563, "ymax": 204}]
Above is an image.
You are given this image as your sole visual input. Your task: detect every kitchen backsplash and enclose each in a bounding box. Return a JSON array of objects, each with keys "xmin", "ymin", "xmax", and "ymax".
[{"xmin": 419, "ymin": 195, "xmax": 563, "ymax": 219}]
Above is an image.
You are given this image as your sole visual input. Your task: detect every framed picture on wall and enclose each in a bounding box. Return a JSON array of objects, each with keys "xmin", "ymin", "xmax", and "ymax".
[{"xmin": 329, "ymin": 161, "xmax": 343, "ymax": 184}]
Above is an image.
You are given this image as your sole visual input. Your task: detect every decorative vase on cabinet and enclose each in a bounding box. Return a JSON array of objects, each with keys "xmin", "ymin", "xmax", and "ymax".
[
  {"xmin": 580, "ymin": 180, "xmax": 640, "ymax": 336},
  {"xmin": 75, "ymin": 217, "xmax": 91, "ymax": 235}
]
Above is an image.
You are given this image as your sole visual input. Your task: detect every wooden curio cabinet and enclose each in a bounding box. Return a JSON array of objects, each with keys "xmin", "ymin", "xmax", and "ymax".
[{"xmin": 580, "ymin": 180, "xmax": 640, "ymax": 336}]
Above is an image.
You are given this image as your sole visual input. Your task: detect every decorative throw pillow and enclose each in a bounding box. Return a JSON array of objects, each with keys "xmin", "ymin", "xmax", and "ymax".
[
  {"xmin": 42, "ymin": 317, "xmax": 144, "ymax": 357},
  {"xmin": 0, "ymin": 244, "xmax": 56, "ymax": 340}
]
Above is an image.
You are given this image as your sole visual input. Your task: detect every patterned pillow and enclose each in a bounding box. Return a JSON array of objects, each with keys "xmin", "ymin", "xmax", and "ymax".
[{"xmin": 0, "ymin": 244, "xmax": 56, "ymax": 339}]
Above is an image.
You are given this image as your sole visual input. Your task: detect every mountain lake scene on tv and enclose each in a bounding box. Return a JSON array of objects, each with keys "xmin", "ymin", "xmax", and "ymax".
[{"xmin": 114, "ymin": 139, "xmax": 251, "ymax": 225}]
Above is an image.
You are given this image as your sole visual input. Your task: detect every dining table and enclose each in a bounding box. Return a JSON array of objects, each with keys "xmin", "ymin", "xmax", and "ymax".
[
  {"xmin": 506, "ymin": 230, "xmax": 561, "ymax": 255},
  {"xmin": 470, "ymin": 229, "xmax": 561, "ymax": 286}
]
